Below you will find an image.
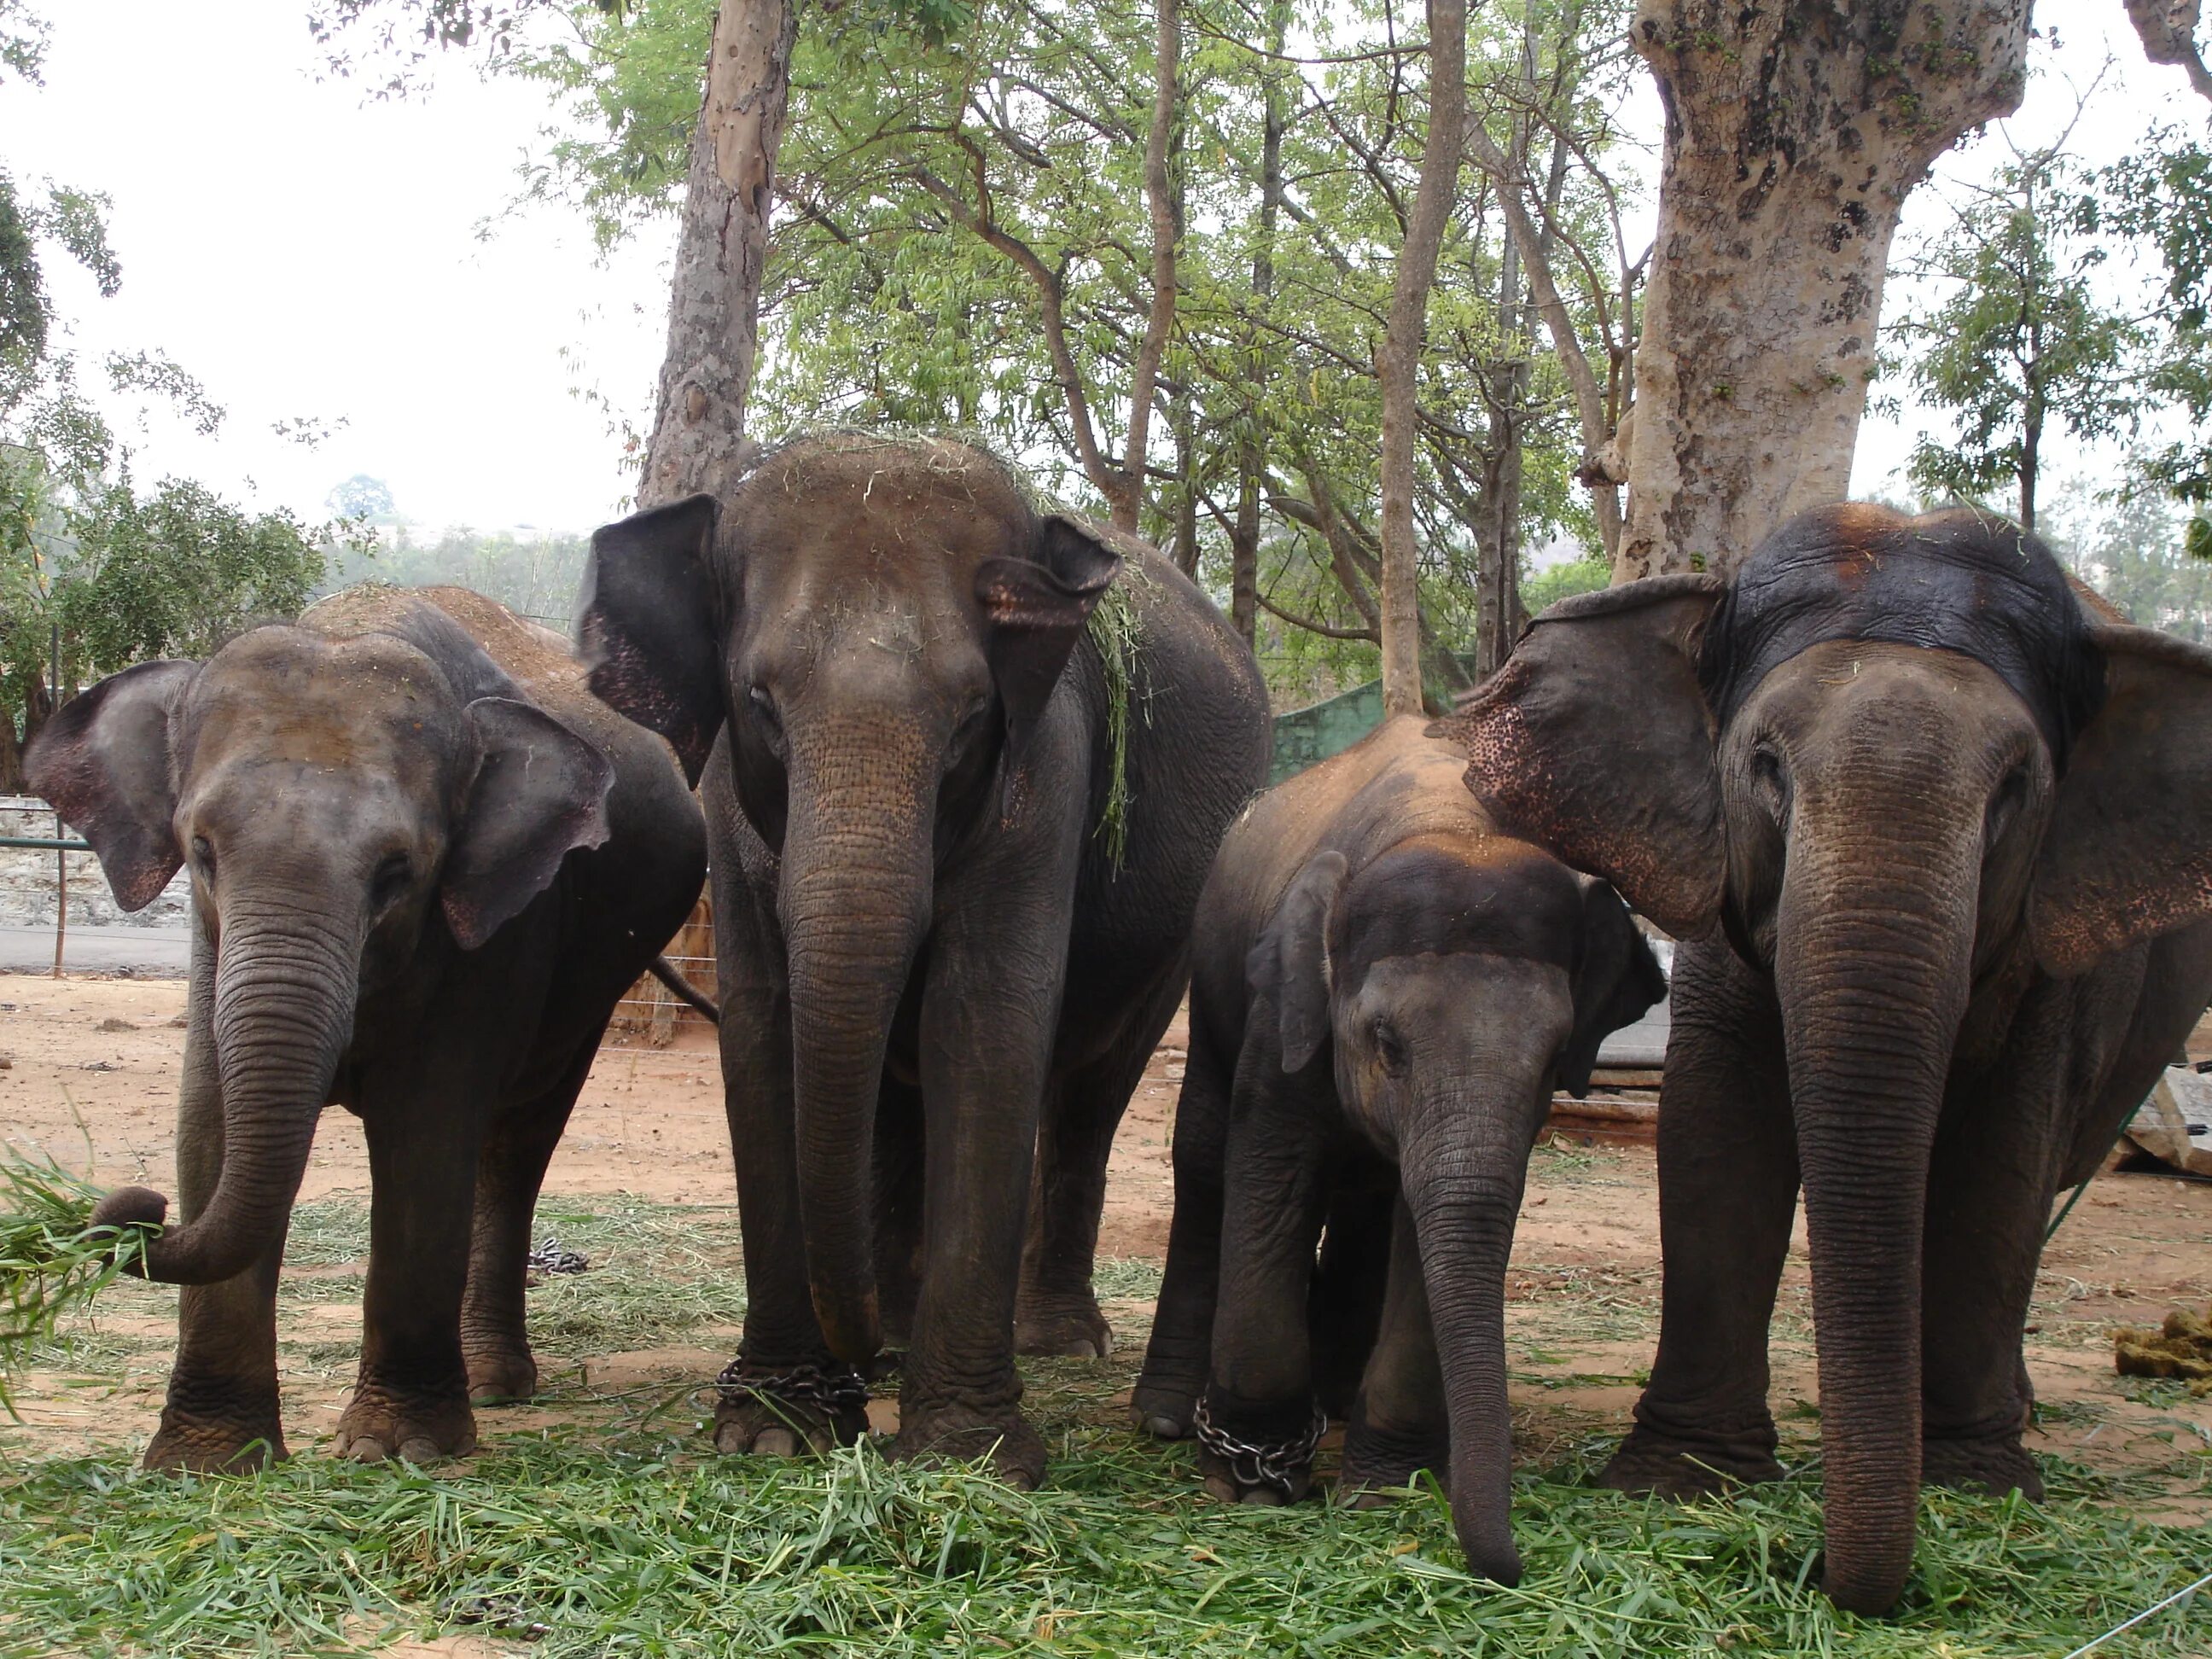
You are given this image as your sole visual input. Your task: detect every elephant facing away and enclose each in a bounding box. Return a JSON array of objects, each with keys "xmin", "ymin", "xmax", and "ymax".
[
  {"xmin": 1442, "ymin": 504, "xmax": 2212, "ymax": 1614},
  {"xmin": 28, "ymin": 586, "xmax": 707, "ymax": 1470},
  {"xmin": 578, "ymin": 434, "xmax": 1272, "ymax": 1484},
  {"xmin": 1130, "ymin": 717, "xmax": 1665, "ymax": 1584}
]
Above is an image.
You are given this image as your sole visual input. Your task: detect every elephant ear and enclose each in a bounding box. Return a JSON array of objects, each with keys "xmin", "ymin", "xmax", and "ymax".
[
  {"xmin": 576, "ymin": 493, "xmax": 724, "ymax": 786},
  {"xmin": 1557, "ymin": 876, "xmax": 1669, "ymax": 1098},
  {"xmin": 976, "ymin": 515, "xmax": 1122, "ymax": 762},
  {"xmin": 441, "ymin": 697, "xmax": 616, "ymax": 950},
  {"xmin": 2030, "ymin": 623, "xmax": 2212, "ymax": 977},
  {"xmin": 1434, "ymin": 574, "xmax": 1727, "ymax": 940},
  {"xmin": 25, "ymin": 660, "xmax": 198, "ymax": 911},
  {"xmin": 1249, "ymin": 850, "xmax": 1348, "ymax": 1074}
]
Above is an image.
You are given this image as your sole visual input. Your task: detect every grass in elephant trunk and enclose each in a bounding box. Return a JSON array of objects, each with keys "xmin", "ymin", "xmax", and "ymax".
[{"xmin": 2, "ymin": 1190, "xmax": 2209, "ymax": 1656}]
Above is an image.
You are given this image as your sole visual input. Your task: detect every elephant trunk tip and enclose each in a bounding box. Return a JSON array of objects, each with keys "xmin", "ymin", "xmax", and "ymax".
[
  {"xmin": 87, "ymin": 1185, "xmax": 168, "ymax": 1278},
  {"xmin": 1458, "ymin": 1522, "xmax": 1524, "ymax": 1589},
  {"xmin": 810, "ymin": 1283, "xmax": 882, "ymax": 1368},
  {"xmin": 1822, "ymin": 1551, "xmax": 1912, "ymax": 1619}
]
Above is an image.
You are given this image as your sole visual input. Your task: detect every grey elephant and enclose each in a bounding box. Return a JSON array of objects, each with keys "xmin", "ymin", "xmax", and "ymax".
[
  {"xmin": 1441, "ymin": 504, "xmax": 2212, "ymax": 1613},
  {"xmin": 30, "ymin": 586, "xmax": 707, "ymax": 1470},
  {"xmin": 577, "ymin": 434, "xmax": 1272, "ymax": 1482},
  {"xmin": 1128, "ymin": 715, "xmax": 1664, "ymax": 1582}
]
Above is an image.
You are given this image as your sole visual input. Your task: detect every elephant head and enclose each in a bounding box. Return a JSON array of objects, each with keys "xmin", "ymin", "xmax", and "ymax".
[
  {"xmin": 1440, "ymin": 504, "xmax": 2212, "ymax": 1612},
  {"xmin": 575, "ymin": 435, "xmax": 1120, "ymax": 1365},
  {"xmin": 1257, "ymin": 837, "xmax": 1664, "ymax": 1584},
  {"xmin": 27, "ymin": 614, "xmax": 614, "ymax": 1287}
]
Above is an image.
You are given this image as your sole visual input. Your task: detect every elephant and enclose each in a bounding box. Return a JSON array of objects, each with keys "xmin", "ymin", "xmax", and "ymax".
[
  {"xmin": 1440, "ymin": 503, "xmax": 2212, "ymax": 1614},
  {"xmin": 1127, "ymin": 715, "xmax": 1665, "ymax": 1583},
  {"xmin": 576, "ymin": 433, "xmax": 1272, "ymax": 1483},
  {"xmin": 28, "ymin": 585, "xmax": 707, "ymax": 1470}
]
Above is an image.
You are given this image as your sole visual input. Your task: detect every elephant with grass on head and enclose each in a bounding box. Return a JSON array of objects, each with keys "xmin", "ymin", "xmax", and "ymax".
[
  {"xmin": 1132, "ymin": 716, "xmax": 1665, "ymax": 1585},
  {"xmin": 28, "ymin": 586, "xmax": 707, "ymax": 1470},
  {"xmin": 1441, "ymin": 504, "xmax": 2212, "ymax": 1615},
  {"xmin": 577, "ymin": 433, "xmax": 1271, "ymax": 1485}
]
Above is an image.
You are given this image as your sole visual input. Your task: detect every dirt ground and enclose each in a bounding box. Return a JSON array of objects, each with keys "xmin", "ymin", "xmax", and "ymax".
[{"xmin": 3, "ymin": 969, "xmax": 2209, "ymax": 1511}]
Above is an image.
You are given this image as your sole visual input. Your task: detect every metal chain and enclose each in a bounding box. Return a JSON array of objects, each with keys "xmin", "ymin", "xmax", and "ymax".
[
  {"xmin": 714, "ymin": 1358, "xmax": 870, "ymax": 1417},
  {"xmin": 1192, "ymin": 1394, "xmax": 1327, "ymax": 1497},
  {"xmin": 525, "ymin": 1238, "xmax": 590, "ymax": 1277}
]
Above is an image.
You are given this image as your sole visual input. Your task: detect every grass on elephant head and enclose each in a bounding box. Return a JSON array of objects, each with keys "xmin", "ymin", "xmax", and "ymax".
[{"xmin": 0, "ymin": 1193, "xmax": 2208, "ymax": 1657}]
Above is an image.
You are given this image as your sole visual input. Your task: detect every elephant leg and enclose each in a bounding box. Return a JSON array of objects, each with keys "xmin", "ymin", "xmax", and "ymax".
[
  {"xmin": 1339, "ymin": 1196, "xmax": 1449, "ymax": 1502},
  {"xmin": 1132, "ymin": 1012, "xmax": 1236, "ymax": 1437},
  {"xmin": 1918, "ymin": 1010, "xmax": 2069, "ymax": 1499},
  {"xmin": 148, "ymin": 929, "xmax": 294, "ymax": 1471},
  {"xmin": 459, "ymin": 1027, "xmax": 601, "ymax": 1405},
  {"xmin": 1604, "ymin": 940, "xmax": 1797, "ymax": 1496},
  {"xmin": 894, "ymin": 880, "xmax": 1074, "ymax": 1489},
  {"xmin": 338, "ymin": 1066, "xmax": 486, "ymax": 1464},
  {"xmin": 1017, "ymin": 960, "xmax": 1186, "ymax": 1359},
  {"xmin": 873, "ymin": 1075, "xmax": 926, "ymax": 1351},
  {"xmin": 1309, "ymin": 1177, "xmax": 1396, "ymax": 1420},
  {"xmin": 713, "ymin": 868, "xmax": 869, "ymax": 1458},
  {"xmin": 1201, "ymin": 1034, "xmax": 1334, "ymax": 1506}
]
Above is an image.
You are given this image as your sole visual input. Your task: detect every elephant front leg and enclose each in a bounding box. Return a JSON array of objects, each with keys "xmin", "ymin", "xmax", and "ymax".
[
  {"xmin": 460, "ymin": 1035, "xmax": 597, "ymax": 1405},
  {"xmin": 1199, "ymin": 1056, "xmax": 1334, "ymax": 1506},
  {"xmin": 1918, "ymin": 1043, "xmax": 2067, "ymax": 1499},
  {"xmin": 338, "ymin": 1075, "xmax": 486, "ymax": 1464},
  {"xmin": 1338, "ymin": 1197, "xmax": 1447, "ymax": 1502},
  {"xmin": 148, "ymin": 924, "xmax": 290, "ymax": 1471},
  {"xmin": 1604, "ymin": 941, "xmax": 1797, "ymax": 1496}
]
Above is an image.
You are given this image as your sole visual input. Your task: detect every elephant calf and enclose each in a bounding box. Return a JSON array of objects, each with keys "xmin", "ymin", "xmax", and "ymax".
[
  {"xmin": 30, "ymin": 586, "xmax": 706, "ymax": 1470},
  {"xmin": 1132, "ymin": 716, "xmax": 1665, "ymax": 1584}
]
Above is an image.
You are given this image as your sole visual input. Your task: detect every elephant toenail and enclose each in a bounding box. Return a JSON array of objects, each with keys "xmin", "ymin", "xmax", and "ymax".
[
  {"xmin": 753, "ymin": 1428, "xmax": 798, "ymax": 1458},
  {"xmin": 1241, "ymin": 1487, "xmax": 1285, "ymax": 1506},
  {"xmin": 713, "ymin": 1421, "xmax": 750, "ymax": 1455},
  {"xmin": 346, "ymin": 1435, "xmax": 388, "ymax": 1464},
  {"xmin": 1142, "ymin": 1413, "xmax": 1187, "ymax": 1440},
  {"xmin": 398, "ymin": 1437, "xmax": 442, "ymax": 1464},
  {"xmin": 1202, "ymin": 1475, "xmax": 1240, "ymax": 1504}
]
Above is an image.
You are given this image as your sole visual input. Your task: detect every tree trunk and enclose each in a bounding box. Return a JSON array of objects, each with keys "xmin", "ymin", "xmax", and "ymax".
[
  {"xmin": 637, "ymin": 0, "xmax": 800, "ymax": 509},
  {"xmin": 1376, "ymin": 0, "xmax": 1467, "ymax": 716},
  {"xmin": 1228, "ymin": 0, "xmax": 1290, "ymax": 649},
  {"xmin": 2125, "ymin": 0, "xmax": 2212, "ymax": 102},
  {"xmin": 1121, "ymin": 0, "xmax": 1182, "ymax": 533},
  {"xmin": 1614, "ymin": 0, "xmax": 2030, "ymax": 582}
]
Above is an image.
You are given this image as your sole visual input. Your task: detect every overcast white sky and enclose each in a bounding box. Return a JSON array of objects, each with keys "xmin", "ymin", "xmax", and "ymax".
[{"xmin": 0, "ymin": 0, "xmax": 2204, "ymax": 539}]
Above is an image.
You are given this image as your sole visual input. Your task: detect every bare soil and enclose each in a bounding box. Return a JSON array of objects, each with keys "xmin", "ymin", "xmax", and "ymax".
[{"xmin": 3, "ymin": 971, "xmax": 2209, "ymax": 1513}]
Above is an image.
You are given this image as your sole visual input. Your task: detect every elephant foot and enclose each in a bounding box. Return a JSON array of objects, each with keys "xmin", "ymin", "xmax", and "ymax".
[
  {"xmin": 464, "ymin": 1342, "xmax": 540, "ymax": 1406},
  {"xmin": 1195, "ymin": 1389, "xmax": 1325, "ymax": 1507},
  {"xmin": 1337, "ymin": 1412, "xmax": 1447, "ymax": 1505},
  {"xmin": 143, "ymin": 1397, "xmax": 288, "ymax": 1473},
  {"xmin": 891, "ymin": 1400, "xmax": 1047, "ymax": 1489},
  {"xmin": 1922, "ymin": 1434, "xmax": 2043, "ymax": 1499},
  {"xmin": 712, "ymin": 1358, "xmax": 870, "ymax": 1457},
  {"xmin": 1598, "ymin": 1420, "xmax": 1784, "ymax": 1497},
  {"xmin": 335, "ymin": 1383, "xmax": 477, "ymax": 1466},
  {"xmin": 1015, "ymin": 1295, "xmax": 1115, "ymax": 1359},
  {"xmin": 1130, "ymin": 1372, "xmax": 1199, "ymax": 1440}
]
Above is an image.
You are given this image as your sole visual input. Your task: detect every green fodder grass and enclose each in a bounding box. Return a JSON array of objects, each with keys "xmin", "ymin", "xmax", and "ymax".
[
  {"xmin": 2, "ymin": 1191, "xmax": 2207, "ymax": 1656},
  {"xmin": 3, "ymin": 1434, "xmax": 2207, "ymax": 1656},
  {"xmin": 0, "ymin": 1154, "xmax": 157, "ymax": 1410}
]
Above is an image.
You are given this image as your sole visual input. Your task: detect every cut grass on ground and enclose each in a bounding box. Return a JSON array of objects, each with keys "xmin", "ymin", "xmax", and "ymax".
[{"xmin": 0, "ymin": 1195, "xmax": 2206, "ymax": 1657}]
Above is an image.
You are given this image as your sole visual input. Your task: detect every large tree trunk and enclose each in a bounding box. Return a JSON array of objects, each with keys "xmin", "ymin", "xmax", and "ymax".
[
  {"xmin": 1376, "ymin": 0, "xmax": 1467, "ymax": 716},
  {"xmin": 637, "ymin": 0, "xmax": 800, "ymax": 509},
  {"xmin": 1613, "ymin": 0, "xmax": 2030, "ymax": 582}
]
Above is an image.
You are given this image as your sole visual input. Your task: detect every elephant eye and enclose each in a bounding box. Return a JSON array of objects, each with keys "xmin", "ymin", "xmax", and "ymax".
[
  {"xmin": 189, "ymin": 835, "xmax": 216, "ymax": 879},
  {"xmin": 370, "ymin": 852, "xmax": 413, "ymax": 911},
  {"xmin": 1750, "ymin": 744, "xmax": 1790, "ymax": 818},
  {"xmin": 1371, "ymin": 1019, "xmax": 1409, "ymax": 1078},
  {"xmin": 747, "ymin": 684, "xmax": 784, "ymax": 742}
]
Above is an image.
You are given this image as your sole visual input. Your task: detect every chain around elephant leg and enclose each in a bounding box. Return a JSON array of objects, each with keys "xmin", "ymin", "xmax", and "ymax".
[{"xmin": 713, "ymin": 1357, "xmax": 871, "ymax": 1456}]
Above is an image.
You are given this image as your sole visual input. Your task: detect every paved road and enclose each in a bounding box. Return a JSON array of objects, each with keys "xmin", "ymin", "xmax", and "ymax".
[{"xmin": 0, "ymin": 923, "xmax": 189, "ymax": 977}]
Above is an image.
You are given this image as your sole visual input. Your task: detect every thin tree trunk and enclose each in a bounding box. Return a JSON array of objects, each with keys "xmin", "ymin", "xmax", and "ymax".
[
  {"xmin": 1614, "ymin": 0, "xmax": 2030, "ymax": 582},
  {"xmin": 638, "ymin": 0, "xmax": 800, "ymax": 508},
  {"xmin": 1121, "ymin": 0, "xmax": 1182, "ymax": 533},
  {"xmin": 1229, "ymin": 0, "xmax": 1290, "ymax": 648},
  {"xmin": 1376, "ymin": 0, "xmax": 1467, "ymax": 717}
]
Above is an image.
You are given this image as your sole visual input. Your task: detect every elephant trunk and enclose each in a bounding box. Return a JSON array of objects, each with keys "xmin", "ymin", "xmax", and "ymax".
[
  {"xmin": 780, "ymin": 719, "xmax": 934, "ymax": 1365},
  {"xmin": 93, "ymin": 905, "xmax": 358, "ymax": 1286},
  {"xmin": 1399, "ymin": 1082, "xmax": 1545, "ymax": 1587},
  {"xmin": 1777, "ymin": 808, "xmax": 1979, "ymax": 1616}
]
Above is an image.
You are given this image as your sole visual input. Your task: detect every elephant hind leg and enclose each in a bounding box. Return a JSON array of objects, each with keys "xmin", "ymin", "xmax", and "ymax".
[
  {"xmin": 1134, "ymin": 1012, "xmax": 1237, "ymax": 1436},
  {"xmin": 1309, "ymin": 1178, "xmax": 1395, "ymax": 1419},
  {"xmin": 1339, "ymin": 1198, "xmax": 1448, "ymax": 1504},
  {"xmin": 1017, "ymin": 963, "xmax": 1188, "ymax": 1359},
  {"xmin": 460, "ymin": 1029, "xmax": 602, "ymax": 1406},
  {"xmin": 872, "ymin": 1077, "xmax": 926, "ymax": 1350}
]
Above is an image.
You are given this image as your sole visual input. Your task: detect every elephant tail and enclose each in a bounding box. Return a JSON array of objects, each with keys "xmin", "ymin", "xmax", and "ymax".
[{"xmin": 648, "ymin": 955, "xmax": 719, "ymax": 1023}]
